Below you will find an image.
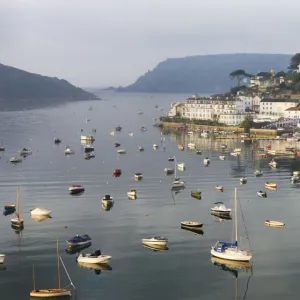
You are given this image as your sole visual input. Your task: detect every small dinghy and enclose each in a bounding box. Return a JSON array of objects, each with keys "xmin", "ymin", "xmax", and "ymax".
[
  {"xmin": 153, "ymin": 144, "xmax": 159, "ymax": 149},
  {"xmin": 254, "ymin": 170, "xmax": 263, "ymax": 177},
  {"xmin": 67, "ymin": 234, "xmax": 92, "ymax": 246},
  {"xmin": 10, "ymin": 157, "xmax": 22, "ymax": 163},
  {"xmin": 54, "ymin": 138, "xmax": 62, "ymax": 144},
  {"xmin": 3, "ymin": 204, "xmax": 16, "ymax": 215},
  {"xmin": 181, "ymin": 221, "xmax": 203, "ymax": 228},
  {"xmin": 215, "ymin": 186, "xmax": 223, "ymax": 192},
  {"xmin": 115, "ymin": 125, "xmax": 122, "ymax": 132},
  {"xmin": 84, "ymin": 145, "xmax": 94, "ymax": 153},
  {"xmin": 240, "ymin": 177, "xmax": 247, "ymax": 184},
  {"xmin": 257, "ymin": 190, "xmax": 267, "ymax": 198},
  {"xmin": 191, "ymin": 191, "xmax": 201, "ymax": 199},
  {"xmin": 69, "ymin": 185, "xmax": 85, "ymax": 195},
  {"xmin": 168, "ymin": 157, "xmax": 175, "ymax": 162},
  {"xmin": 134, "ymin": 173, "xmax": 143, "ymax": 181},
  {"xmin": 177, "ymin": 162, "xmax": 186, "ymax": 170},
  {"xmin": 171, "ymin": 178, "xmax": 185, "ymax": 189},
  {"xmin": 115, "ymin": 143, "xmax": 121, "ymax": 147},
  {"xmin": 142, "ymin": 236, "xmax": 168, "ymax": 246},
  {"xmin": 84, "ymin": 152, "xmax": 95, "ymax": 159},
  {"xmin": 178, "ymin": 144, "xmax": 184, "ymax": 151},
  {"xmin": 140, "ymin": 126, "xmax": 147, "ymax": 131},
  {"xmin": 19, "ymin": 148, "xmax": 32, "ymax": 156},
  {"xmin": 138, "ymin": 147, "xmax": 144, "ymax": 152},
  {"xmin": 265, "ymin": 220, "xmax": 285, "ymax": 228},
  {"xmin": 220, "ymin": 144, "xmax": 227, "ymax": 149},
  {"xmin": 219, "ymin": 156, "xmax": 226, "ymax": 160},
  {"xmin": 127, "ymin": 189, "xmax": 136, "ymax": 197},
  {"xmin": 65, "ymin": 146, "xmax": 75, "ymax": 155},
  {"xmin": 30, "ymin": 208, "xmax": 51, "ymax": 216},
  {"xmin": 203, "ymin": 157, "xmax": 210, "ymax": 166},
  {"xmin": 77, "ymin": 249, "xmax": 112, "ymax": 264},
  {"xmin": 102, "ymin": 195, "xmax": 114, "ymax": 207},
  {"xmin": 0, "ymin": 254, "xmax": 5, "ymax": 264},
  {"xmin": 269, "ymin": 160, "xmax": 277, "ymax": 168},
  {"xmin": 164, "ymin": 168, "xmax": 174, "ymax": 175},
  {"xmin": 210, "ymin": 202, "xmax": 231, "ymax": 215},
  {"xmin": 113, "ymin": 169, "xmax": 122, "ymax": 177},
  {"xmin": 265, "ymin": 182, "xmax": 277, "ymax": 189},
  {"xmin": 117, "ymin": 149, "xmax": 126, "ymax": 154}
]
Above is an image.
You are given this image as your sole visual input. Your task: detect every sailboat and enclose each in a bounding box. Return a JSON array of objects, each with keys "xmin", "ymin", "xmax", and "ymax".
[
  {"xmin": 211, "ymin": 188, "xmax": 252, "ymax": 262},
  {"xmin": 171, "ymin": 156, "xmax": 185, "ymax": 189},
  {"xmin": 11, "ymin": 187, "xmax": 24, "ymax": 229},
  {"xmin": 30, "ymin": 239, "xmax": 74, "ymax": 297}
]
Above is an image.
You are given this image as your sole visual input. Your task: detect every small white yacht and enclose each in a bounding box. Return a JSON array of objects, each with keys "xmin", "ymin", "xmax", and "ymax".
[
  {"xmin": 142, "ymin": 236, "xmax": 168, "ymax": 246},
  {"xmin": 171, "ymin": 179, "xmax": 185, "ymax": 189},
  {"xmin": 211, "ymin": 202, "xmax": 231, "ymax": 215},
  {"xmin": 19, "ymin": 148, "xmax": 32, "ymax": 156},
  {"xmin": 65, "ymin": 146, "xmax": 75, "ymax": 155}
]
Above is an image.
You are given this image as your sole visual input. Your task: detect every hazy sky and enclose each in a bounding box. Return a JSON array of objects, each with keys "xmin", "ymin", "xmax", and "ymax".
[{"xmin": 1, "ymin": 0, "xmax": 299, "ymax": 87}]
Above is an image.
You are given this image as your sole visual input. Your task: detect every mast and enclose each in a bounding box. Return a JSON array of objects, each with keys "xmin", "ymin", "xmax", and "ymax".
[
  {"xmin": 235, "ymin": 188, "xmax": 238, "ymax": 242},
  {"xmin": 32, "ymin": 264, "xmax": 36, "ymax": 290},
  {"xmin": 17, "ymin": 187, "xmax": 20, "ymax": 219},
  {"xmin": 57, "ymin": 238, "xmax": 60, "ymax": 289}
]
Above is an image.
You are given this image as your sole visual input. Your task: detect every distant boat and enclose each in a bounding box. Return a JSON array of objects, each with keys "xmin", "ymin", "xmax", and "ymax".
[
  {"xmin": 115, "ymin": 143, "xmax": 121, "ymax": 147},
  {"xmin": 76, "ymin": 249, "xmax": 112, "ymax": 264},
  {"xmin": 31, "ymin": 215, "xmax": 52, "ymax": 222},
  {"xmin": 265, "ymin": 220, "xmax": 285, "ymax": 228},
  {"xmin": 113, "ymin": 169, "xmax": 122, "ymax": 177},
  {"xmin": 153, "ymin": 144, "xmax": 159, "ymax": 149},
  {"xmin": 115, "ymin": 125, "xmax": 122, "ymax": 131},
  {"xmin": 80, "ymin": 135, "xmax": 95, "ymax": 142},
  {"xmin": 178, "ymin": 144, "xmax": 184, "ymax": 151},
  {"xmin": 138, "ymin": 147, "xmax": 144, "ymax": 152},
  {"xmin": 109, "ymin": 131, "xmax": 115, "ymax": 136},
  {"xmin": 211, "ymin": 202, "xmax": 231, "ymax": 215},
  {"xmin": 84, "ymin": 152, "xmax": 95, "ymax": 159},
  {"xmin": 3, "ymin": 204, "xmax": 16, "ymax": 215},
  {"xmin": 19, "ymin": 148, "xmax": 32, "ymax": 156},
  {"xmin": 137, "ymin": 110, "xmax": 143, "ymax": 114},
  {"xmin": 142, "ymin": 236, "xmax": 168, "ymax": 246},
  {"xmin": 65, "ymin": 146, "xmax": 75, "ymax": 155},
  {"xmin": 203, "ymin": 157, "xmax": 210, "ymax": 166},
  {"xmin": 134, "ymin": 173, "xmax": 143, "ymax": 181},
  {"xmin": 127, "ymin": 189, "xmax": 136, "ymax": 197},
  {"xmin": 164, "ymin": 168, "xmax": 174, "ymax": 175},
  {"xmin": 257, "ymin": 190, "xmax": 267, "ymax": 198},
  {"xmin": 181, "ymin": 221, "xmax": 203, "ymax": 228},
  {"xmin": 269, "ymin": 160, "xmax": 277, "ymax": 168},
  {"xmin": 215, "ymin": 186, "xmax": 224, "ymax": 192},
  {"xmin": 54, "ymin": 138, "xmax": 62, "ymax": 144},
  {"xmin": 219, "ymin": 156, "xmax": 226, "ymax": 160},
  {"xmin": 0, "ymin": 254, "xmax": 5, "ymax": 264},
  {"xmin": 84, "ymin": 145, "xmax": 94, "ymax": 153},
  {"xmin": 10, "ymin": 157, "xmax": 22, "ymax": 163},
  {"xmin": 168, "ymin": 157, "xmax": 175, "ymax": 161},
  {"xmin": 69, "ymin": 185, "xmax": 85, "ymax": 195},
  {"xmin": 11, "ymin": 187, "xmax": 24, "ymax": 229},
  {"xmin": 102, "ymin": 195, "xmax": 114, "ymax": 208},
  {"xmin": 196, "ymin": 150, "xmax": 202, "ymax": 155},
  {"xmin": 0, "ymin": 142, "xmax": 5, "ymax": 151},
  {"xmin": 187, "ymin": 143, "xmax": 195, "ymax": 149},
  {"xmin": 117, "ymin": 149, "xmax": 126, "ymax": 154},
  {"xmin": 220, "ymin": 144, "xmax": 227, "ymax": 149},
  {"xmin": 140, "ymin": 126, "xmax": 147, "ymax": 131},
  {"xmin": 30, "ymin": 208, "xmax": 51, "ymax": 216},
  {"xmin": 254, "ymin": 170, "xmax": 263, "ymax": 177},
  {"xmin": 239, "ymin": 177, "xmax": 247, "ymax": 184},
  {"xmin": 177, "ymin": 162, "xmax": 186, "ymax": 169},
  {"xmin": 191, "ymin": 191, "xmax": 201, "ymax": 199},
  {"xmin": 265, "ymin": 182, "xmax": 277, "ymax": 189}
]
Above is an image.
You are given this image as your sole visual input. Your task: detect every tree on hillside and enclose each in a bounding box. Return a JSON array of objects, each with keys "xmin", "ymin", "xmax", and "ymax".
[
  {"xmin": 229, "ymin": 70, "xmax": 252, "ymax": 87},
  {"xmin": 257, "ymin": 71, "xmax": 272, "ymax": 78},
  {"xmin": 275, "ymin": 71, "xmax": 286, "ymax": 77},
  {"xmin": 289, "ymin": 53, "xmax": 300, "ymax": 70},
  {"xmin": 239, "ymin": 115, "xmax": 254, "ymax": 133}
]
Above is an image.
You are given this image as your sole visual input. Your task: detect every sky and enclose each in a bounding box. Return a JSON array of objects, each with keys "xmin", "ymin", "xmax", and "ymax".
[{"xmin": 0, "ymin": 0, "xmax": 300, "ymax": 88}]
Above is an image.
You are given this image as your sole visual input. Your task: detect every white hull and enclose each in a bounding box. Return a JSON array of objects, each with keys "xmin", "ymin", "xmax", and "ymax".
[
  {"xmin": 127, "ymin": 191, "xmax": 136, "ymax": 197},
  {"xmin": 265, "ymin": 220, "xmax": 285, "ymax": 227},
  {"xmin": 66, "ymin": 240, "xmax": 91, "ymax": 246},
  {"xmin": 172, "ymin": 182, "xmax": 185, "ymax": 188},
  {"xmin": 142, "ymin": 240, "xmax": 167, "ymax": 246},
  {"xmin": 211, "ymin": 248, "xmax": 252, "ymax": 262},
  {"xmin": 0, "ymin": 254, "xmax": 5, "ymax": 264},
  {"xmin": 30, "ymin": 289, "xmax": 71, "ymax": 297},
  {"xmin": 30, "ymin": 208, "xmax": 51, "ymax": 216},
  {"xmin": 77, "ymin": 255, "xmax": 111, "ymax": 264},
  {"xmin": 102, "ymin": 200, "xmax": 114, "ymax": 206}
]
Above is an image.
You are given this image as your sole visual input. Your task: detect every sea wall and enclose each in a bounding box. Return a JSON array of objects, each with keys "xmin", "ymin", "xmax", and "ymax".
[{"xmin": 250, "ymin": 128, "xmax": 277, "ymax": 136}]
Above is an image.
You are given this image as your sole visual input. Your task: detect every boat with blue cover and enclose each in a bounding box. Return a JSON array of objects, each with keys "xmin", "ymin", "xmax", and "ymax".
[
  {"xmin": 66, "ymin": 234, "xmax": 92, "ymax": 246},
  {"xmin": 3, "ymin": 204, "xmax": 16, "ymax": 215}
]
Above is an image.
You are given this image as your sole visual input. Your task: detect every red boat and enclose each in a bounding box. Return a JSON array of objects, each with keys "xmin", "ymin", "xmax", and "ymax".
[
  {"xmin": 266, "ymin": 145, "xmax": 271, "ymax": 150},
  {"xmin": 113, "ymin": 169, "xmax": 122, "ymax": 177}
]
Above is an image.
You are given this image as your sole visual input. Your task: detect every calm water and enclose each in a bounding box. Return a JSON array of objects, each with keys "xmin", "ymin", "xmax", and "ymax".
[{"xmin": 0, "ymin": 91, "xmax": 299, "ymax": 300}]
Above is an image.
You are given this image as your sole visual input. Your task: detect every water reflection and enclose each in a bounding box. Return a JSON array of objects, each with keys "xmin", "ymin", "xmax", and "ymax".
[
  {"xmin": 211, "ymin": 213, "xmax": 232, "ymax": 221},
  {"xmin": 0, "ymin": 264, "xmax": 6, "ymax": 271},
  {"xmin": 102, "ymin": 202, "xmax": 114, "ymax": 211},
  {"xmin": 65, "ymin": 242, "xmax": 92, "ymax": 255},
  {"xmin": 142, "ymin": 244, "xmax": 169, "ymax": 252},
  {"xmin": 31, "ymin": 215, "xmax": 52, "ymax": 222},
  {"xmin": 181, "ymin": 226, "xmax": 204, "ymax": 236},
  {"xmin": 77, "ymin": 262, "xmax": 112, "ymax": 275},
  {"xmin": 30, "ymin": 296, "xmax": 71, "ymax": 300}
]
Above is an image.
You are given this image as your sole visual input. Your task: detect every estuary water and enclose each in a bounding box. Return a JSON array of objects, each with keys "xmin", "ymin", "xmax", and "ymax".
[{"xmin": 0, "ymin": 90, "xmax": 299, "ymax": 300}]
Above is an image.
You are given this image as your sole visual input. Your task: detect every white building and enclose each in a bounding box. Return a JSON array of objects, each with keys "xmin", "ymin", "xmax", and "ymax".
[
  {"xmin": 237, "ymin": 95, "xmax": 253, "ymax": 111},
  {"xmin": 168, "ymin": 102, "xmax": 182, "ymax": 117},
  {"xmin": 252, "ymin": 96, "xmax": 262, "ymax": 113},
  {"xmin": 284, "ymin": 106, "xmax": 300, "ymax": 119},
  {"xmin": 182, "ymin": 95, "xmax": 246, "ymax": 125},
  {"xmin": 260, "ymin": 98, "xmax": 299, "ymax": 117}
]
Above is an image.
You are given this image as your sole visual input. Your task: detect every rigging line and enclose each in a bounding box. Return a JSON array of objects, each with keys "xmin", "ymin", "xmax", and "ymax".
[
  {"xmin": 237, "ymin": 194, "xmax": 252, "ymax": 252},
  {"xmin": 242, "ymin": 266, "xmax": 253, "ymax": 300},
  {"xmin": 60, "ymin": 257, "xmax": 76, "ymax": 290}
]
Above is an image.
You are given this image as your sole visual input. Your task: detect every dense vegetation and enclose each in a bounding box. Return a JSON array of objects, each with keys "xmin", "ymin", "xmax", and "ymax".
[{"xmin": 160, "ymin": 116, "xmax": 227, "ymax": 127}]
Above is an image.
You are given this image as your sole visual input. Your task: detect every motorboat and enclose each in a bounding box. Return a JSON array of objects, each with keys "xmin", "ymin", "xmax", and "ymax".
[
  {"xmin": 0, "ymin": 254, "xmax": 5, "ymax": 264},
  {"xmin": 84, "ymin": 152, "xmax": 95, "ymax": 159},
  {"xmin": 211, "ymin": 188, "xmax": 252, "ymax": 262},
  {"xmin": 196, "ymin": 150, "xmax": 202, "ymax": 155},
  {"xmin": 257, "ymin": 190, "xmax": 267, "ymax": 198},
  {"xmin": 168, "ymin": 157, "xmax": 175, "ymax": 162},
  {"xmin": 265, "ymin": 220, "xmax": 285, "ymax": 228},
  {"xmin": 54, "ymin": 138, "xmax": 62, "ymax": 144},
  {"xmin": 210, "ymin": 202, "xmax": 231, "ymax": 215},
  {"xmin": 177, "ymin": 162, "xmax": 186, "ymax": 169},
  {"xmin": 178, "ymin": 144, "xmax": 184, "ymax": 151},
  {"xmin": 138, "ymin": 147, "xmax": 144, "ymax": 152},
  {"xmin": 84, "ymin": 145, "xmax": 94, "ymax": 153},
  {"xmin": 220, "ymin": 144, "xmax": 227, "ymax": 149},
  {"xmin": 30, "ymin": 208, "xmax": 51, "ymax": 216},
  {"xmin": 69, "ymin": 185, "xmax": 85, "ymax": 195},
  {"xmin": 142, "ymin": 236, "xmax": 168, "ymax": 246},
  {"xmin": 113, "ymin": 169, "xmax": 122, "ymax": 177},
  {"xmin": 134, "ymin": 173, "xmax": 143, "ymax": 180},
  {"xmin": 153, "ymin": 144, "xmax": 159, "ymax": 149},
  {"xmin": 102, "ymin": 195, "xmax": 114, "ymax": 207},
  {"xmin": 115, "ymin": 143, "xmax": 121, "ymax": 147},
  {"xmin": 67, "ymin": 234, "xmax": 92, "ymax": 246},
  {"xmin": 215, "ymin": 186, "xmax": 224, "ymax": 192},
  {"xmin": 142, "ymin": 244, "xmax": 169, "ymax": 251},
  {"xmin": 140, "ymin": 126, "xmax": 147, "ymax": 131},
  {"xmin": 19, "ymin": 148, "xmax": 32, "ymax": 156},
  {"xmin": 65, "ymin": 146, "xmax": 75, "ymax": 155},
  {"xmin": 81, "ymin": 135, "xmax": 95, "ymax": 142},
  {"xmin": 164, "ymin": 168, "xmax": 174, "ymax": 175},
  {"xmin": 127, "ymin": 189, "xmax": 136, "ymax": 197},
  {"xmin": 269, "ymin": 160, "xmax": 277, "ymax": 168},
  {"xmin": 239, "ymin": 177, "xmax": 247, "ymax": 184},
  {"xmin": 77, "ymin": 249, "xmax": 112, "ymax": 264},
  {"xmin": 3, "ymin": 204, "xmax": 16, "ymax": 215},
  {"xmin": 191, "ymin": 191, "xmax": 201, "ymax": 199},
  {"xmin": 254, "ymin": 170, "xmax": 263, "ymax": 177},
  {"xmin": 10, "ymin": 157, "xmax": 22, "ymax": 163},
  {"xmin": 117, "ymin": 149, "xmax": 126, "ymax": 154},
  {"xmin": 203, "ymin": 157, "xmax": 210, "ymax": 166},
  {"xmin": 219, "ymin": 156, "xmax": 226, "ymax": 160},
  {"xmin": 187, "ymin": 143, "xmax": 195, "ymax": 149},
  {"xmin": 265, "ymin": 182, "xmax": 277, "ymax": 189},
  {"xmin": 181, "ymin": 221, "xmax": 203, "ymax": 228},
  {"xmin": 171, "ymin": 179, "xmax": 185, "ymax": 189},
  {"xmin": 115, "ymin": 125, "xmax": 122, "ymax": 132}
]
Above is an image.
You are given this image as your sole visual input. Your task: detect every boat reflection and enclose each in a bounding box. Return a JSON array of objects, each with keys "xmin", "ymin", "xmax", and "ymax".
[
  {"xmin": 31, "ymin": 215, "xmax": 52, "ymax": 222},
  {"xmin": 70, "ymin": 191, "xmax": 84, "ymax": 196},
  {"xmin": 11, "ymin": 224, "xmax": 24, "ymax": 233},
  {"xmin": 78, "ymin": 262, "xmax": 112, "ymax": 275},
  {"xmin": 128, "ymin": 195, "xmax": 137, "ymax": 200},
  {"xmin": 181, "ymin": 225, "xmax": 204, "ymax": 235},
  {"xmin": 65, "ymin": 242, "xmax": 92, "ymax": 255},
  {"xmin": 142, "ymin": 243, "xmax": 169, "ymax": 252},
  {"xmin": 211, "ymin": 212, "xmax": 232, "ymax": 221},
  {"xmin": 0, "ymin": 264, "xmax": 6, "ymax": 271},
  {"xmin": 31, "ymin": 296, "xmax": 71, "ymax": 300},
  {"xmin": 102, "ymin": 202, "xmax": 114, "ymax": 211}
]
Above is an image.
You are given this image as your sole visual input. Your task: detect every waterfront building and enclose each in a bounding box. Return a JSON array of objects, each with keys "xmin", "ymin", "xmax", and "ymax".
[
  {"xmin": 260, "ymin": 98, "xmax": 299, "ymax": 117},
  {"xmin": 284, "ymin": 106, "xmax": 300, "ymax": 120},
  {"xmin": 168, "ymin": 102, "xmax": 183, "ymax": 117}
]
